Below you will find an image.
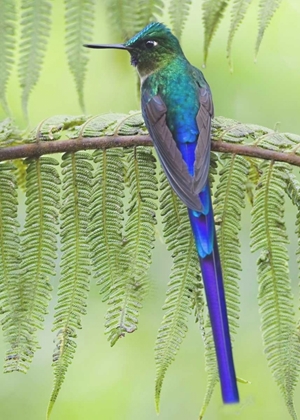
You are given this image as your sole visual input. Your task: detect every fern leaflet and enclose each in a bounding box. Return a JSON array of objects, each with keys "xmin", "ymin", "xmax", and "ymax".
[
  {"xmin": 227, "ymin": 0, "xmax": 252, "ymax": 69},
  {"xmin": 250, "ymin": 161, "xmax": 300, "ymax": 420},
  {"xmin": 47, "ymin": 152, "xmax": 93, "ymax": 417},
  {"xmin": 0, "ymin": 0, "xmax": 16, "ymax": 115},
  {"xmin": 256, "ymin": 0, "xmax": 283, "ymax": 56},
  {"xmin": 105, "ymin": 147, "xmax": 157, "ymax": 346},
  {"xmin": 202, "ymin": 0, "xmax": 230, "ymax": 64},
  {"xmin": 4, "ymin": 157, "xmax": 60, "ymax": 373},
  {"xmin": 89, "ymin": 148, "xmax": 125, "ymax": 300},
  {"xmin": 65, "ymin": 0, "xmax": 95, "ymax": 112},
  {"xmin": 19, "ymin": 0, "xmax": 52, "ymax": 119},
  {"xmin": 169, "ymin": 0, "xmax": 192, "ymax": 39}
]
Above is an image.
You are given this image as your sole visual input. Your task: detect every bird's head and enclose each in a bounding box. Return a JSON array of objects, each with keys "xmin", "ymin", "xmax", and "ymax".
[{"xmin": 84, "ymin": 22, "xmax": 184, "ymax": 79}]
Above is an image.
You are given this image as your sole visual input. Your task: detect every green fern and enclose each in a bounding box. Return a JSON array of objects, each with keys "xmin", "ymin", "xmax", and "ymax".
[
  {"xmin": 169, "ymin": 0, "xmax": 192, "ymax": 39},
  {"xmin": 19, "ymin": 0, "xmax": 52, "ymax": 119},
  {"xmin": 106, "ymin": 0, "xmax": 164, "ymax": 41},
  {"xmin": 256, "ymin": 0, "xmax": 283, "ymax": 57},
  {"xmin": 227, "ymin": 0, "xmax": 252, "ymax": 69},
  {"xmin": 0, "ymin": 163, "xmax": 23, "ymax": 363},
  {"xmin": 250, "ymin": 161, "xmax": 300, "ymax": 420},
  {"xmin": 47, "ymin": 152, "xmax": 93, "ymax": 417},
  {"xmin": 199, "ymin": 154, "xmax": 248, "ymax": 417},
  {"xmin": 0, "ymin": 0, "xmax": 16, "ymax": 115},
  {"xmin": 89, "ymin": 148, "xmax": 125, "ymax": 299},
  {"xmin": 65, "ymin": 0, "xmax": 95, "ymax": 112},
  {"xmin": 202, "ymin": 0, "xmax": 230, "ymax": 64},
  {"xmin": 105, "ymin": 147, "xmax": 157, "ymax": 346},
  {"xmin": 155, "ymin": 173, "xmax": 201, "ymax": 411},
  {"xmin": 4, "ymin": 156, "xmax": 60, "ymax": 373}
]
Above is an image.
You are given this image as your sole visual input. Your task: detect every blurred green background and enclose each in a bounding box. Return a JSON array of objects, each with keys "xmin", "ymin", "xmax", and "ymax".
[{"xmin": 1, "ymin": 0, "xmax": 300, "ymax": 419}]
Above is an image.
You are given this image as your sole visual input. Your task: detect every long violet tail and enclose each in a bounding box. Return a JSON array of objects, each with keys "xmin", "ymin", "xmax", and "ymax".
[{"xmin": 189, "ymin": 182, "xmax": 239, "ymax": 404}]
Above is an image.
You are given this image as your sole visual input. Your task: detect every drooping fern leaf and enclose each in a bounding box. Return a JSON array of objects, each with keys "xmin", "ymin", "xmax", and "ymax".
[
  {"xmin": 199, "ymin": 154, "xmax": 248, "ymax": 418},
  {"xmin": 47, "ymin": 152, "xmax": 93, "ymax": 417},
  {"xmin": 250, "ymin": 161, "xmax": 300, "ymax": 420},
  {"xmin": 227, "ymin": 0, "xmax": 252, "ymax": 69},
  {"xmin": 202, "ymin": 0, "xmax": 230, "ymax": 65},
  {"xmin": 106, "ymin": 0, "xmax": 164, "ymax": 41},
  {"xmin": 0, "ymin": 163, "xmax": 22, "ymax": 364},
  {"xmin": 169, "ymin": 0, "xmax": 192, "ymax": 40},
  {"xmin": 89, "ymin": 148, "xmax": 125, "ymax": 300},
  {"xmin": 255, "ymin": 0, "xmax": 283, "ymax": 57},
  {"xmin": 65, "ymin": 0, "xmax": 95, "ymax": 112},
  {"xmin": 19, "ymin": 0, "xmax": 52, "ymax": 119},
  {"xmin": 4, "ymin": 156, "xmax": 60, "ymax": 373},
  {"xmin": 0, "ymin": 0, "xmax": 16, "ymax": 115},
  {"xmin": 155, "ymin": 173, "xmax": 201, "ymax": 411},
  {"xmin": 105, "ymin": 146, "xmax": 157, "ymax": 346}
]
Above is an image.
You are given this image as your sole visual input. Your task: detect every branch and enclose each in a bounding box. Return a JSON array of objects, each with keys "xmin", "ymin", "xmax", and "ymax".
[{"xmin": 1, "ymin": 134, "xmax": 300, "ymax": 166}]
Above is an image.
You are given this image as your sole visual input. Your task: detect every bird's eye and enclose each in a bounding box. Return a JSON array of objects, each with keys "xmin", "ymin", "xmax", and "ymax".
[{"xmin": 145, "ymin": 40, "xmax": 158, "ymax": 49}]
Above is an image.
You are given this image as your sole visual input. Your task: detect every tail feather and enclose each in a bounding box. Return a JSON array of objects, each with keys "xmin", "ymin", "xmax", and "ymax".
[{"xmin": 189, "ymin": 183, "xmax": 239, "ymax": 404}]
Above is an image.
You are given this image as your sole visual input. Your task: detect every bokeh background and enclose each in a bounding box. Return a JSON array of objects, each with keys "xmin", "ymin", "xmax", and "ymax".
[{"xmin": 1, "ymin": 0, "xmax": 300, "ymax": 419}]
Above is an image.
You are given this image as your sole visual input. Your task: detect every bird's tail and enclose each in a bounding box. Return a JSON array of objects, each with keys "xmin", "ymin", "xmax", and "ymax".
[{"xmin": 188, "ymin": 182, "xmax": 239, "ymax": 404}]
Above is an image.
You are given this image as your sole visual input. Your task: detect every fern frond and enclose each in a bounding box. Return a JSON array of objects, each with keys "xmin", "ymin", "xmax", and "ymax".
[
  {"xmin": 19, "ymin": 0, "xmax": 52, "ymax": 119},
  {"xmin": 250, "ymin": 161, "xmax": 300, "ymax": 419},
  {"xmin": 227, "ymin": 0, "xmax": 252, "ymax": 69},
  {"xmin": 155, "ymin": 176, "xmax": 201, "ymax": 411},
  {"xmin": 255, "ymin": 0, "xmax": 282, "ymax": 57},
  {"xmin": 202, "ymin": 0, "xmax": 230, "ymax": 64},
  {"xmin": 168, "ymin": 0, "xmax": 192, "ymax": 39},
  {"xmin": 89, "ymin": 148, "xmax": 125, "ymax": 300},
  {"xmin": 105, "ymin": 147, "xmax": 157, "ymax": 346},
  {"xmin": 48, "ymin": 152, "xmax": 93, "ymax": 417},
  {"xmin": 106, "ymin": 0, "xmax": 163, "ymax": 41},
  {"xmin": 0, "ymin": 163, "xmax": 23, "ymax": 360},
  {"xmin": 65, "ymin": 0, "xmax": 95, "ymax": 112},
  {"xmin": 4, "ymin": 157, "xmax": 60, "ymax": 373},
  {"xmin": 200, "ymin": 154, "xmax": 249, "ymax": 417},
  {"xmin": 0, "ymin": 0, "xmax": 16, "ymax": 115}
]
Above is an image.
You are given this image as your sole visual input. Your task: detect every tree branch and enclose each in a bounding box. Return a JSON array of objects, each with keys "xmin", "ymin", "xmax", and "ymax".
[{"xmin": 1, "ymin": 134, "xmax": 300, "ymax": 167}]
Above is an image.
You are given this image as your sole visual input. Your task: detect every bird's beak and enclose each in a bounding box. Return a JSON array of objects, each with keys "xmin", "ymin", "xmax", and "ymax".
[{"xmin": 83, "ymin": 43, "xmax": 131, "ymax": 50}]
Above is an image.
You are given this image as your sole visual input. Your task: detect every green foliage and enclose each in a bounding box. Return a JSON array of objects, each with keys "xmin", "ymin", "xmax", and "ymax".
[
  {"xmin": 0, "ymin": 114, "xmax": 300, "ymax": 419},
  {"xmin": 65, "ymin": 0, "xmax": 95, "ymax": 112},
  {"xmin": 19, "ymin": 0, "xmax": 52, "ymax": 119},
  {"xmin": 169, "ymin": 0, "xmax": 192, "ymax": 39},
  {"xmin": 250, "ymin": 161, "xmax": 300, "ymax": 420},
  {"xmin": 0, "ymin": 0, "xmax": 16, "ymax": 115},
  {"xmin": 48, "ymin": 152, "xmax": 93, "ymax": 417}
]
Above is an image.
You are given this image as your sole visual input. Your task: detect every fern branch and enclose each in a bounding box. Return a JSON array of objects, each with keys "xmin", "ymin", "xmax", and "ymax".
[
  {"xmin": 202, "ymin": 0, "xmax": 230, "ymax": 64},
  {"xmin": 105, "ymin": 147, "xmax": 157, "ymax": 346},
  {"xmin": 48, "ymin": 152, "xmax": 93, "ymax": 417},
  {"xmin": 19, "ymin": 0, "xmax": 52, "ymax": 119},
  {"xmin": 65, "ymin": 0, "xmax": 95, "ymax": 112},
  {"xmin": 0, "ymin": 0, "xmax": 16, "ymax": 115},
  {"xmin": 4, "ymin": 157, "xmax": 60, "ymax": 373},
  {"xmin": 89, "ymin": 148, "xmax": 125, "ymax": 300},
  {"xmin": 250, "ymin": 161, "xmax": 300, "ymax": 419},
  {"xmin": 169, "ymin": 0, "xmax": 192, "ymax": 40}
]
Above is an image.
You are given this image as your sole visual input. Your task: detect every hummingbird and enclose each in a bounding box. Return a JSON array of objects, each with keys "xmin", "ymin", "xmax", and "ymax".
[{"xmin": 84, "ymin": 22, "xmax": 239, "ymax": 404}]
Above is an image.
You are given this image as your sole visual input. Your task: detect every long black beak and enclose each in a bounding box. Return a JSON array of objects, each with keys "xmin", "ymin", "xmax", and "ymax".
[{"xmin": 83, "ymin": 43, "xmax": 131, "ymax": 50}]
